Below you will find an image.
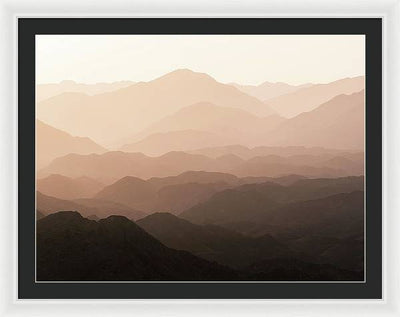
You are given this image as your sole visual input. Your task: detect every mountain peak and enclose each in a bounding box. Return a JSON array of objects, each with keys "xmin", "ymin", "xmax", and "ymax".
[
  {"xmin": 38, "ymin": 210, "xmax": 84, "ymax": 225},
  {"xmin": 112, "ymin": 175, "xmax": 148, "ymax": 186},
  {"xmin": 155, "ymin": 69, "xmax": 216, "ymax": 83},
  {"xmin": 100, "ymin": 214, "xmax": 133, "ymax": 225}
]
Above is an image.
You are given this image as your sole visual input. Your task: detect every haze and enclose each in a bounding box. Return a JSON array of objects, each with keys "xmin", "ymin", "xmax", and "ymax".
[{"xmin": 36, "ymin": 35, "xmax": 365, "ymax": 86}]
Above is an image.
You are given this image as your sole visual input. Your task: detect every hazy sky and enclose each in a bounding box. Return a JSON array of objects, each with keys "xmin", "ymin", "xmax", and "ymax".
[{"xmin": 36, "ymin": 35, "xmax": 365, "ymax": 86}]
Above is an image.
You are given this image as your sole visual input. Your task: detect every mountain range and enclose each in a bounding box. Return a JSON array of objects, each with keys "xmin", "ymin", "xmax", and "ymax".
[
  {"xmin": 267, "ymin": 76, "xmax": 364, "ymax": 117},
  {"xmin": 137, "ymin": 212, "xmax": 293, "ymax": 268},
  {"xmin": 36, "ymin": 171, "xmax": 308, "ymax": 218},
  {"xmin": 180, "ymin": 176, "xmax": 364, "ymax": 226},
  {"xmin": 37, "ymin": 211, "xmax": 363, "ymax": 281},
  {"xmin": 38, "ymin": 149, "xmax": 363, "ymax": 183},
  {"xmin": 36, "ymin": 119, "xmax": 105, "ymax": 169},
  {"xmin": 37, "ymin": 174, "xmax": 105, "ymax": 200},
  {"xmin": 265, "ymin": 91, "xmax": 365, "ymax": 149},
  {"xmin": 37, "ymin": 69, "xmax": 274, "ymax": 147},
  {"xmin": 120, "ymin": 102, "xmax": 285, "ymax": 154},
  {"xmin": 35, "ymin": 68, "xmax": 366, "ymax": 282},
  {"xmin": 37, "ymin": 211, "xmax": 238, "ymax": 281},
  {"xmin": 119, "ymin": 90, "xmax": 364, "ymax": 155},
  {"xmin": 36, "ymin": 80, "xmax": 135, "ymax": 102},
  {"xmin": 36, "ymin": 191, "xmax": 146, "ymax": 220},
  {"xmin": 231, "ymin": 81, "xmax": 313, "ymax": 101}
]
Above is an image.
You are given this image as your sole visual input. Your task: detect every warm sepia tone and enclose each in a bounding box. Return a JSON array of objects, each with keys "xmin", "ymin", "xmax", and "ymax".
[{"xmin": 36, "ymin": 35, "xmax": 365, "ymax": 281}]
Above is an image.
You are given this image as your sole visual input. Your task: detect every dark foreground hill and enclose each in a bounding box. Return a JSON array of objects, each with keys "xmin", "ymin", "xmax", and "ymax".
[
  {"xmin": 37, "ymin": 211, "xmax": 363, "ymax": 281},
  {"xmin": 37, "ymin": 211, "xmax": 237, "ymax": 281}
]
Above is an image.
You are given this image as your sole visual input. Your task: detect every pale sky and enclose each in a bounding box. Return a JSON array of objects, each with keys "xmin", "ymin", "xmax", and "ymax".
[{"xmin": 36, "ymin": 35, "xmax": 365, "ymax": 86}]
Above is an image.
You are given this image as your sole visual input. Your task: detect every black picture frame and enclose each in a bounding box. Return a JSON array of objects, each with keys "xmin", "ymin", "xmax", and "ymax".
[{"xmin": 18, "ymin": 18, "xmax": 382, "ymax": 299}]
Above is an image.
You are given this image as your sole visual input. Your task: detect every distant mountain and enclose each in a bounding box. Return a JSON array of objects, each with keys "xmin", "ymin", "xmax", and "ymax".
[
  {"xmin": 37, "ymin": 191, "xmax": 146, "ymax": 220},
  {"xmin": 94, "ymin": 174, "xmax": 230, "ymax": 214},
  {"xmin": 189, "ymin": 144, "xmax": 361, "ymax": 160},
  {"xmin": 39, "ymin": 149, "xmax": 363, "ymax": 183},
  {"xmin": 37, "ymin": 191, "xmax": 93, "ymax": 215},
  {"xmin": 258, "ymin": 191, "xmax": 364, "ymax": 238},
  {"xmin": 121, "ymin": 103, "xmax": 285, "ymax": 152},
  {"xmin": 36, "ymin": 80, "xmax": 135, "ymax": 102},
  {"xmin": 39, "ymin": 151, "xmax": 215, "ymax": 183},
  {"xmin": 231, "ymin": 81, "xmax": 313, "ymax": 101},
  {"xmin": 150, "ymin": 182, "xmax": 229, "ymax": 214},
  {"xmin": 189, "ymin": 145, "xmax": 254, "ymax": 159},
  {"xmin": 37, "ymin": 69, "xmax": 274, "ymax": 147},
  {"xmin": 37, "ymin": 211, "xmax": 238, "ymax": 281},
  {"xmin": 198, "ymin": 190, "xmax": 364, "ymax": 271},
  {"xmin": 231, "ymin": 156, "xmax": 346, "ymax": 178},
  {"xmin": 268, "ymin": 76, "xmax": 364, "ymax": 118},
  {"xmin": 180, "ymin": 176, "xmax": 364, "ymax": 225},
  {"xmin": 120, "ymin": 129, "xmax": 234, "ymax": 156},
  {"xmin": 267, "ymin": 91, "xmax": 365, "ymax": 150},
  {"xmin": 94, "ymin": 172, "xmax": 311, "ymax": 215},
  {"xmin": 72, "ymin": 198, "xmax": 147, "ymax": 220},
  {"xmin": 36, "ymin": 120, "xmax": 106, "ymax": 169},
  {"xmin": 94, "ymin": 176, "xmax": 156, "ymax": 210},
  {"xmin": 239, "ymin": 174, "xmax": 307, "ymax": 186},
  {"xmin": 252, "ymin": 191, "xmax": 364, "ymax": 272},
  {"xmin": 147, "ymin": 171, "xmax": 241, "ymax": 190},
  {"xmin": 178, "ymin": 183, "xmax": 364, "ymax": 273},
  {"xmin": 37, "ymin": 174, "xmax": 104, "ymax": 200},
  {"xmin": 137, "ymin": 212, "xmax": 292, "ymax": 268}
]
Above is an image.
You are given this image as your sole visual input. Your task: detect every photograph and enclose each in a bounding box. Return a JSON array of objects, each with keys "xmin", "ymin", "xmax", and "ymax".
[{"xmin": 35, "ymin": 34, "xmax": 366, "ymax": 282}]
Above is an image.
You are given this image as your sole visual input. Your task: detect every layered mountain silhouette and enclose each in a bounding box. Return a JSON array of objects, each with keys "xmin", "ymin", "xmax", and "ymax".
[
  {"xmin": 180, "ymin": 176, "xmax": 363, "ymax": 225},
  {"xmin": 37, "ymin": 211, "xmax": 362, "ymax": 280},
  {"xmin": 179, "ymin": 185, "xmax": 364, "ymax": 272},
  {"xmin": 266, "ymin": 91, "xmax": 365, "ymax": 150},
  {"xmin": 148, "ymin": 182, "xmax": 230, "ymax": 214},
  {"xmin": 120, "ymin": 129, "xmax": 234, "ymax": 156},
  {"xmin": 231, "ymin": 81, "xmax": 313, "ymax": 101},
  {"xmin": 137, "ymin": 212, "xmax": 292, "ymax": 268},
  {"xmin": 267, "ymin": 76, "xmax": 364, "ymax": 117},
  {"xmin": 37, "ymin": 191, "xmax": 146, "ymax": 220},
  {"xmin": 87, "ymin": 172, "xmax": 311, "ymax": 215},
  {"xmin": 36, "ymin": 120, "xmax": 105, "ymax": 169},
  {"xmin": 94, "ymin": 173, "xmax": 231, "ymax": 214},
  {"xmin": 148, "ymin": 171, "xmax": 241, "ymax": 190},
  {"xmin": 189, "ymin": 144, "xmax": 361, "ymax": 160},
  {"xmin": 37, "ymin": 211, "xmax": 237, "ymax": 281},
  {"xmin": 39, "ymin": 149, "xmax": 363, "ymax": 183},
  {"xmin": 35, "ymin": 69, "xmax": 365, "ymax": 282},
  {"xmin": 121, "ymin": 103, "xmax": 285, "ymax": 153},
  {"xmin": 121, "ymin": 90, "xmax": 364, "ymax": 153},
  {"xmin": 94, "ymin": 176, "xmax": 157, "ymax": 210},
  {"xmin": 37, "ymin": 69, "xmax": 274, "ymax": 147},
  {"xmin": 37, "ymin": 174, "xmax": 104, "ymax": 200},
  {"xmin": 36, "ymin": 80, "xmax": 135, "ymax": 102}
]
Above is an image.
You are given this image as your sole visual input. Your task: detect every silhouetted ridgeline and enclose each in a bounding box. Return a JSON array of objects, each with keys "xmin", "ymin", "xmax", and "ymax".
[
  {"xmin": 37, "ymin": 211, "xmax": 363, "ymax": 281},
  {"xmin": 37, "ymin": 211, "xmax": 238, "ymax": 281}
]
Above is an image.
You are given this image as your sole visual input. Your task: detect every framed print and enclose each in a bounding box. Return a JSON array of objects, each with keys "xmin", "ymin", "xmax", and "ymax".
[{"xmin": 16, "ymin": 17, "xmax": 383, "ymax": 300}]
